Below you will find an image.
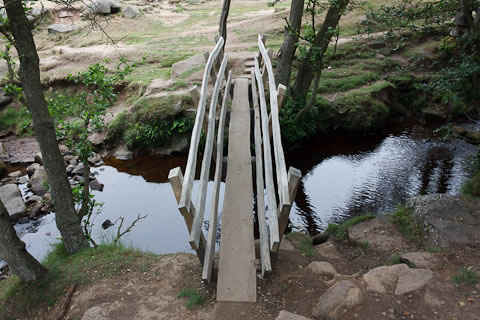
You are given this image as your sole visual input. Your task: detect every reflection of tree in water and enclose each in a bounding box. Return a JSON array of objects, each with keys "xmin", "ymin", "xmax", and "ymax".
[
  {"xmin": 419, "ymin": 146, "xmax": 454, "ymax": 195},
  {"xmin": 290, "ymin": 181, "xmax": 321, "ymax": 234}
]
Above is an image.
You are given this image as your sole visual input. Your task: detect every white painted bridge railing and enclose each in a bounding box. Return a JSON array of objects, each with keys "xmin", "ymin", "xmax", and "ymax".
[
  {"xmin": 252, "ymin": 34, "xmax": 302, "ymax": 276},
  {"xmin": 168, "ymin": 36, "xmax": 232, "ymax": 284}
]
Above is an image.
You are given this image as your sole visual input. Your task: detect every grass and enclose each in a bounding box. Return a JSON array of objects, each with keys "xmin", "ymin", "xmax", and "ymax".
[
  {"xmin": 453, "ymin": 268, "xmax": 479, "ymax": 285},
  {"xmin": 0, "ymin": 242, "xmax": 159, "ymax": 318},
  {"xmin": 177, "ymin": 288, "xmax": 208, "ymax": 308},
  {"xmin": 325, "ymin": 214, "xmax": 375, "ymax": 241},
  {"xmin": 285, "ymin": 233, "xmax": 316, "ymax": 258},
  {"xmin": 391, "ymin": 205, "xmax": 423, "ymax": 244},
  {"xmin": 386, "ymin": 253, "xmax": 416, "ymax": 268},
  {"xmin": 0, "ymin": 105, "xmax": 32, "ymax": 135}
]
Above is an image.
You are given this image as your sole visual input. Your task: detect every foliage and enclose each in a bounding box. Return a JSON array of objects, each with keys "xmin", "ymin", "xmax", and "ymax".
[
  {"xmin": 325, "ymin": 214, "xmax": 375, "ymax": 240},
  {"xmin": 391, "ymin": 205, "xmax": 423, "ymax": 243},
  {"xmin": 0, "ymin": 106, "xmax": 32, "ymax": 135},
  {"xmin": 177, "ymin": 288, "xmax": 208, "ymax": 308},
  {"xmin": 0, "ymin": 242, "xmax": 159, "ymax": 318},
  {"xmin": 453, "ymin": 268, "xmax": 479, "ymax": 285},
  {"xmin": 48, "ymin": 59, "xmax": 136, "ymax": 161},
  {"xmin": 299, "ymin": 235, "xmax": 316, "ymax": 257},
  {"xmin": 359, "ymin": 0, "xmax": 457, "ymax": 35},
  {"xmin": 280, "ymin": 96, "xmax": 321, "ymax": 145}
]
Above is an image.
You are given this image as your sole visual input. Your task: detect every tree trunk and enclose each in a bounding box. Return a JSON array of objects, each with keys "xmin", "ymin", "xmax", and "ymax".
[
  {"xmin": 455, "ymin": 0, "xmax": 473, "ymax": 36},
  {"xmin": 0, "ymin": 199, "xmax": 47, "ymax": 282},
  {"xmin": 219, "ymin": 0, "xmax": 231, "ymax": 44},
  {"xmin": 291, "ymin": 0, "xmax": 349, "ymax": 104},
  {"xmin": 276, "ymin": 0, "xmax": 305, "ymax": 87},
  {"xmin": 5, "ymin": 0, "xmax": 89, "ymax": 255}
]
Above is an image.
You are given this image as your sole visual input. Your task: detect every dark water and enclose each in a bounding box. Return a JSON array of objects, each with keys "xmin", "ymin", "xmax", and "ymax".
[{"xmin": 17, "ymin": 122, "xmax": 478, "ymax": 260}]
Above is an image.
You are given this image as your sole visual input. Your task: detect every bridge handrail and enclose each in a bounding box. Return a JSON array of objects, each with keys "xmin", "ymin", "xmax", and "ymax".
[{"xmin": 179, "ymin": 37, "xmax": 225, "ymax": 224}]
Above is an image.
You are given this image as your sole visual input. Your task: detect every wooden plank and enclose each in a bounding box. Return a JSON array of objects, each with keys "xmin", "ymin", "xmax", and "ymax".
[
  {"xmin": 251, "ymin": 67, "xmax": 272, "ymax": 276},
  {"xmin": 168, "ymin": 167, "xmax": 206, "ymax": 264},
  {"xmin": 253, "ymin": 53, "xmax": 280, "ymax": 251},
  {"xmin": 179, "ymin": 37, "xmax": 224, "ymax": 224},
  {"xmin": 257, "ymin": 35, "xmax": 290, "ymax": 214},
  {"xmin": 189, "ymin": 85, "xmax": 208, "ymax": 134},
  {"xmin": 217, "ymin": 78, "xmax": 256, "ymax": 302},
  {"xmin": 269, "ymin": 83, "xmax": 287, "ymax": 138},
  {"xmin": 202, "ymin": 70, "xmax": 233, "ymax": 284},
  {"xmin": 190, "ymin": 54, "xmax": 229, "ymax": 250},
  {"xmin": 276, "ymin": 167, "xmax": 302, "ymax": 252}
]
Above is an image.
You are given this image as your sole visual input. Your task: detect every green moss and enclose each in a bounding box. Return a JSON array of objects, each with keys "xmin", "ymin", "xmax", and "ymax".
[
  {"xmin": 325, "ymin": 214, "xmax": 375, "ymax": 240},
  {"xmin": 0, "ymin": 106, "xmax": 32, "ymax": 135},
  {"xmin": 319, "ymin": 71, "xmax": 379, "ymax": 93}
]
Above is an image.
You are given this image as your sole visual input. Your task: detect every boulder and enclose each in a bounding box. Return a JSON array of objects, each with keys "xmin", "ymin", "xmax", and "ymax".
[
  {"xmin": 18, "ymin": 176, "xmax": 29, "ymax": 184},
  {"xmin": 113, "ymin": 145, "xmax": 133, "ymax": 160},
  {"xmin": 88, "ymin": 153, "xmax": 102, "ymax": 165},
  {"xmin": 8, "ymin": 171, "xmax": 22, "ymax": 178},
  {"xmin": 34, "ymin": 152, "xmax": 43, "ymax": 165},
  {"xmin": 362, "ymin": 264, "xmax": 433, "ymax": 296},
  {"xmin": 312, "ymin": 280, "xmax": 363, "ymax": 320},
  {"xmin": 31, "ymin": 167, "xmax": 48, "ymax": 196},
  {"xmin": 406, "ymin": 194, "xmax": 480, "ymax": 248},
  {"xmin": 26, "ymin": 195, "xmax": 43, "ymax": 205},
  {"xmin": 48, "ymin": 24, "xmax": 75, "ymax": 34},
  {"xmin": 348, "ymin": 216, "xmax": 408, "ymax": 251},
  {"xmin": 87, "ymin": 0, "xmax": 122, "ymax": 15},
  {"xmin": 277, "ymin": 310, "xmax": 312, "ymax": 320},
  {"xmin": 123, "ymin": 5, "xmax": 140, "ymax": 18},
  {"xmin": 90, "ymin": 179, "xmax": 104, "ymax": 191},
  {"xmin": 309, "ymin": 261, "xmax": 336, "ymax": 278},
  {"xmin": 72, "ymin": 162, "xmax": 85, "ymax": 176},
  {"xmin": 0, "ymin": 184, "xmax": 27, "ymax": 220},
  {"xmin": 399, "ymin": 252, "xmax": 438, "ymax": 269},
  {"xmin": 0, "ymin": 142, "xmax": 6, "ymax": 158},
  {"xmin": 28, "ymin": 203, "xmax": 43, "ymax": 219},
  {"xmin": 171, "ymin": 52, "xmax": 208, "ymax": 78},
  {"xmin": 26, "ymin": 163, "xmax": 41, "ymax": 177}
]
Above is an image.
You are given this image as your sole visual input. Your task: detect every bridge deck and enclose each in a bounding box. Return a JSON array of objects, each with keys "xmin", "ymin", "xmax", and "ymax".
[{"xmin": 216, "ymin": 78, "xmax": 256, "ymax": 302}]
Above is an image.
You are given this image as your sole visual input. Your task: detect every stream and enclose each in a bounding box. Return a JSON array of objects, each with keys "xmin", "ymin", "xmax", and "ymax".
[{"xmin": 13, "ymin": 121, "xmax": 479, "ymax": 261}]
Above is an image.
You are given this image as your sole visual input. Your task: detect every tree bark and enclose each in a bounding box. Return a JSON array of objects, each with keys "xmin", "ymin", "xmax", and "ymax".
[
  {"xmin": 455, "ymin": 0, "xmax": 473, "ymax": 36},
  {"xmin": 0, "ymin": 199, "xmax": 47, "ymax": 282},
  {"xmin": 219, "ymin": 0, "xmax": 231, "ymax": 44},
  {"xmin": 291, "ymin": 0, "xmax": 349, "ymax": 104},
  {"xmin": 276, "ymin": 0, "xmax": 305, "ymax": 87},
  {"xmin": 5, "ymin": 0, "xmax": 89, "ymax": 255}
]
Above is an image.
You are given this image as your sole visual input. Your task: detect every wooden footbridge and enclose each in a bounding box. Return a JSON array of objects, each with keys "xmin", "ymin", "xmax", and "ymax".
[{"xmin": 168, "ymin": 35, "xmax": 301, "ymax": 303}]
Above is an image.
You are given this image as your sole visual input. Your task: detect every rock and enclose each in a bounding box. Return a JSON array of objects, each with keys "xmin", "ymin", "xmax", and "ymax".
[
  {"xmin": 72, "ymin": 162, "xmax": 85, "ymax": 176},
  {"xmin": 422, "ymin": 108, "xmax": 447, "ymax": 123},
  {"xmin": 28, "ymin": 203, "xmax": 43, "ymax": 219},
  {"xmin": 0, "ymin": 142, "xmax": 7, "ymax": 158},
  {"xmin": 348, "ymin": 216, "xmax": 408, "ymax": 251},
  {"xmin": 453, "ymin": 125, "xmax": 480, "ymax": 144},
  {"xmin": 75, "ymin": 175, "xmax": 85, "ymax": 184},
  {"xmin": 363, "ymin": 264, "xmax": 409, "ymax": 295},
  {"xmin": 31, "ymin": 167, "xmax": 48, "ymax": 196},
  {"xmin": 362, "ymin": 264, "xmax": 433, "ymax": 296},
  {"xmin": 87, "ymin": 0, "xmax": 122, "ymax": 15},
  {"xmin": 66, "ymin": 164, "xmax": 75, "ymax": 175},
  {"xmin": 17, "ymin": 217, "xmax": 30, "ymax": 224},
  {"xmin": 90, "ymin": 179, "xmax": 104, "ymax": 191},
  {"xmin": 171, "ymin": 52, "xmax": 208, "ymax": 78},
  {"xmin": 0, "ymin": 89, "xmax": 13, "ymax": 107},
  {"xmin": 30, "ymin": 7, "xmax": 50, "ymax": 17},
  {"xmin": 312, "ymin": 234, "xmax": 329, "ymax": 246},
  {"xmin": 395, "ymin": 268, "xmax": 433, "ymax": 295},
  {"xmin": 88, "ymin": 153, "xmax": 102, "ymax": 165},
  {"xmin": 26, "ymin": 195, "xmax": 43, "ymax": 205},
  {"xmin": 309, "ymin": 261, "xmax": 337, "ymax": 278},
  {"xmin": 102, "ymin": 219, "xmax": 114, "ymax": 229},
  {"xmin": 26, "ymin": 163, "xmax": 41, "ymax": 177},
  {"xmin": 279, "ymin": 238, "xmax": 295, "ymax": 251},
  {"xmin": 277, "ymin": 310, "xmax": 312, "ymax": 320},
  {"xmin": 399, "ymin": 252, "xmax": 437, "ymax": 269},
  {"xmin": 64, "ymin": 155, "xmax": 75, "ymax": 162},
  {"xmin": 113, "ymin": 145, "xmax": 133, "ymax": 160},
  {"xmin": 375, "ymin": 53, "xmax": 386, "ymax": 59},
  {"xmin": 8, "ymin": 171, "xmax": 22, "ymax": 178},
  {"xmin": 18, "ymin": 176, "xmax": 29, "ymax": 184},
  {"xmin": 154, "ymin": 135, "xmax": 189, "ymax": 156},
  {"xmin": 0, "ymin": 184, "xmax": 27, "ymax": 220},
  {"xmin": 123, "ymin": 5, "xmax": 140, "ymax": 18},
  {"xmin": 48, "ymin": 23, "xmax": 75, "ymax": 34},
  {"xmin": 406, "ymin": 194, "xmax": 480, "ymax": 248},
  {"xmin": 0, "ymin": 160, "xmax": 6, "ymax": 177},
  {"xmin": 34, "ymin": 152, "xmax": 43, "ymax": 165},
  {"xmin": 312, "ymin": 280, "xmax": 363, "ymax": 320}
]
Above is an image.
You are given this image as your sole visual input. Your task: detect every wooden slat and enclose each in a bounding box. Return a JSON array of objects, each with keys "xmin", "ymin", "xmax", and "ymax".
[
  {"xmin": 251, "ymin": 67, "xmax": 272, "ymax": 276},
  {"xmin": 189, "ymin": 85, "xmax": 208, "ymax": 134},
  {"xmin": 202, "ymin": 70, "xmax": 233, "ymax": 283},
  {"xmin": 257, "ymin": 35, "xmax": 290, "ymax": 213},
  {"xmin": 276, "ymin": 167, "xmax": 302, "ymax": 252},
  {"xmin": 190, "ymin": 54, "xmax": 229, "ymax": 250},
  {"xmin": 269, "ymin": 83, "xmax": 287, "ymax": 138},
  {"xmin": 179, "ymin": 37, "xmax": 224, "ymax": 225},
  {"xmin": 168, "ymin": 167, "xmax": 206, "ymax": 264},
  {"xmin": 254, "ymin": 53, "xmax": 280, "ymax": 251}
]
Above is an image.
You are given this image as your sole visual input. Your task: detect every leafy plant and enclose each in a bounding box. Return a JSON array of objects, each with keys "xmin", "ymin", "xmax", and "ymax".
[
  {"xmin": 177, "ymin": 288, "xmax": 208, "ymax": 308},
  {"xmin": 453, "ymin": 268, "xmax": 479, "ymax": 285}
]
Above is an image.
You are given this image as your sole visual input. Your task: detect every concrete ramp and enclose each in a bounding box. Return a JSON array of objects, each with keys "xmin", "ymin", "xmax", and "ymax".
[{"xmin": 216, "ymin": 78, "xmax": 256, "ymax": 302}]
